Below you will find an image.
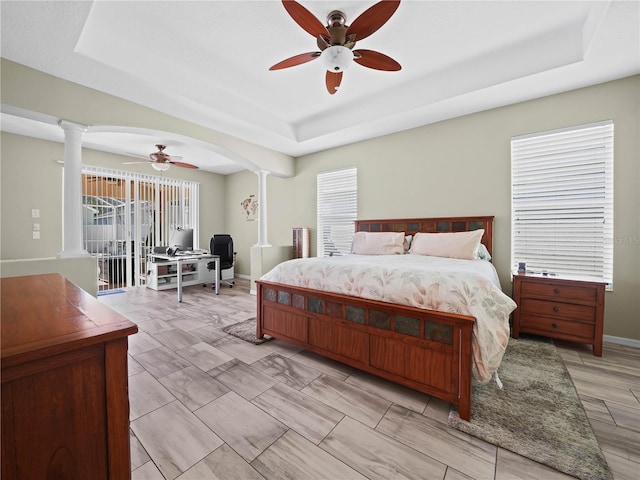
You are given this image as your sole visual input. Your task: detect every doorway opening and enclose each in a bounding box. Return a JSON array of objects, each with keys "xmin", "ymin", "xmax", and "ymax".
[{"xmin": 81, "ymin": 166, "xmax": 199, "ymax": 293}]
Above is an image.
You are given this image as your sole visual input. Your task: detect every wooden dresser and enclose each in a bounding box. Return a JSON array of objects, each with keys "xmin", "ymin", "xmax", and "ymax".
[
  {"xmin": 1, "ymin": 274, "xmax": 138, "ymax": 480},
  {"xmin": 511, "ymin": 272, "xmax": 606, "ymax": 356}
]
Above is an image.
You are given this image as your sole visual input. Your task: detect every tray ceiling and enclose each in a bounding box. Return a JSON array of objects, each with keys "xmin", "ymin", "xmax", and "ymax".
[{"xmin": 1, "ymin": 1, "xmax": 638, "ymax": 174}]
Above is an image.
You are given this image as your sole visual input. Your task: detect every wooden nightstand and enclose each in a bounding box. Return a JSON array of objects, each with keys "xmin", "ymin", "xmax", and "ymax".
[{"xmin": 511, "ymin": 272, "xmax": 606, "ymax": 356}]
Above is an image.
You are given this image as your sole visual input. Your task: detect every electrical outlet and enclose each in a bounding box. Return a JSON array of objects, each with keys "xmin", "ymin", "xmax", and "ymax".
[
  {"xmin": 33, "ymin": 223, "xmax": 40, "ymax": 231},
  {"xmin": 33, "ymin": 231, "xmax": 40, "ymax": 240}
]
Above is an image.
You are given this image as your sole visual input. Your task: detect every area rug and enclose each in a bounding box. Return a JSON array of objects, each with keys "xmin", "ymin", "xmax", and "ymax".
[
  {"xmin": 222, "ymin": 318, "xmax": 272, "ymax": 345},
  {"xmin": 448, "ymin": 336, "xmax": 612, "ymax": 480}
]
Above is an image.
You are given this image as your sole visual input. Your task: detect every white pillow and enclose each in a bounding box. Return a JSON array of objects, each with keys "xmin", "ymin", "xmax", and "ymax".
[
  {"xmin": 409, "ymin": 229, "xmax": 485, "ymax": 260},
  {"xmin": 351, "ymin": 231, "xmax": 405, "ymax": 255}
]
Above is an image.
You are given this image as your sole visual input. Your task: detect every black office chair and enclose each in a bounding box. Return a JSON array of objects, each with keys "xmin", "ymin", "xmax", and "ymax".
[{"xmin": 206, "ymin": 234, "xmax": 235, "ymax": 288}]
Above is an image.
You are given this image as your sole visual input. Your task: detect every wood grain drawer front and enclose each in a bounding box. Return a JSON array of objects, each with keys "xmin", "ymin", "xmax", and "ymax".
[
  {"xmin": 520, "ymin": 281, "xmax": 597, "ymax": 303},
  {"xmin": 520, "ymin": 314, "xmax": 595, "ymax": 340},
  {"xmin": 520, "ymin": 298, "xmax": 596, "ymax": 323}
]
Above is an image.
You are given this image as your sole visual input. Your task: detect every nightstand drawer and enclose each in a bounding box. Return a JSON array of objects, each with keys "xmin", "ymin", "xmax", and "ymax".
[
  {"xmin": 519, "ymin": 314, "xmax": 595, "ymax": 340},
  {"xmin": 520, "ymin": 298, "xmax": 596, "ymax": 322},
  {"xmin": 520, "ymin": 281, "xmax": 598, "ymax": 303}
]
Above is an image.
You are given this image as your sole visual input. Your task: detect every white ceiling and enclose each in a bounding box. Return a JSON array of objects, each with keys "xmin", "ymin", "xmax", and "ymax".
[{"xmin": 1, "ymin": 0, "xmax": 639, "ymax": 174}]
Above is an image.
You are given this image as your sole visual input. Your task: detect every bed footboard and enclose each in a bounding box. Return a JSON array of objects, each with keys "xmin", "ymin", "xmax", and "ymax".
[{"xmin": 256, "ymin": 281, "xmax": 474, "ymax": 421}]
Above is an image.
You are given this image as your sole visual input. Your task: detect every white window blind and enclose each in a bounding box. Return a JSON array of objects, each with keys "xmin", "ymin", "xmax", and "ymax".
[
  {"xmin": 81, "ymin": 166, "xmax": 199, "ymax": 291},
  {"xmin": 317, "ymin": 167, "xmax": 357, "ymax": 257},
  {"xmin": 511, "ymin": 120, "xmax": 613, "ymax": 285}
]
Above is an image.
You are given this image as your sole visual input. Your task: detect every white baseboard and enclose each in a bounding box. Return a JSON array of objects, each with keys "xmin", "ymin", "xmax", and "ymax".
[
  {"xmin": 236, "ymin": 273, "xmax": 256, "ymax": 294},
  {"xmin": 604, "ymin": 335, "xmax": 640, "ymax": 349}
]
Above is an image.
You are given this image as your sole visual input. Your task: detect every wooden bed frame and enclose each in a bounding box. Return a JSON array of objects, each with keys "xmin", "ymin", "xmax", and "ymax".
[{"xmin": 256, "ymin": 216, "xmax": 494, "ymax": 421}]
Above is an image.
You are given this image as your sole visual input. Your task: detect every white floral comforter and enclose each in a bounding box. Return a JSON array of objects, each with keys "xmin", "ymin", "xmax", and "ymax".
[{"xmin": 261, "ymin": 254, "xmax": 517, "ymax": 384}]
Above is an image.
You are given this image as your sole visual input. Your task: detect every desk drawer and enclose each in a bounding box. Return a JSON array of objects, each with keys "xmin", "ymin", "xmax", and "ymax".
[
  {"xmin": 520, "ymin": 314, "xmax": 595, "ymax": 341},
  {"xmin": 520, "ymin": 281, "xmax": 597, "ymax": 302},
  {"xmin": 520, "ymin": 299, "xmax": 596, "ymax": 323}
]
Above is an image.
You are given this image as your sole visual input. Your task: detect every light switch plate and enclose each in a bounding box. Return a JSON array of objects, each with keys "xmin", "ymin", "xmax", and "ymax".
[
  {"xmin": 32, "ymin": 209, "xmax": 40, "ymax": 218},
  {"xmin": 33, "ymin": 231, "xmax": 40, "ymax": 240}
]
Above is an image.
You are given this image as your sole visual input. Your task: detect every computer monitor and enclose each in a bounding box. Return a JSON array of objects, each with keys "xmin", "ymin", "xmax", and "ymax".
[{"xmin": 169, "ymin": 228, "xmax": 193, "ymax": 251}]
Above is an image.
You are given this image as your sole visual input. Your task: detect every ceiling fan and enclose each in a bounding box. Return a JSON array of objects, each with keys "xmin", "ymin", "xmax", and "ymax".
[
  {"xmin": 269, "ymin": 0, "xmax": 401, "ymax": 94},
  {"xmin": 124, "ymin": 145, "xmax": 198, "ymax": 171}
]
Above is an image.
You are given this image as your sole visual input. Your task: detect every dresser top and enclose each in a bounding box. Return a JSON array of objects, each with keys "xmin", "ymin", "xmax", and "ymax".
[
  {"xmin": 1, "ymin": 273, "xmax": 138, "ymax": 368},
  {"xmin": 513, "ymin": 271, "xmax": 607, "ymax": 286}
]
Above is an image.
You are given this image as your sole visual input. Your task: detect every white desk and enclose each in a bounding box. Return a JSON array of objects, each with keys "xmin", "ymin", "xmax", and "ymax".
[{"xmin": 148, "ymin": 253, "xmax": 219, "ymax": 301}]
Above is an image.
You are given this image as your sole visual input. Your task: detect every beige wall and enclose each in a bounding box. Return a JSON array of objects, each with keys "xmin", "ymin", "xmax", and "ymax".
[
  {"xmin": 224, "ymin": 170, "xmax": 259, "ymax": 275},
  {"xmin": 1, "ymin": 256, "xmax": 98, "ymax": 297},
  {"xmin": 257, "ymin": 75, "xmax": 639, "ymax": 340},
  {"xmin": 1, "ymin": 57, "xmax": 637, "ymax": 340},
  {"xmin": 1, "ymin": 59, "xmax": 294, "ymax": 177},
  {"xmin": 0, "ymin": 58, "xmax": 292, "ymax": 280},
  {"xmin": 0, "ymin": 132, "xmax": 226, "ymax": 258},
  {"xmin": 224, "ymin": 170, "xmax": 302, "ymax": 275}
]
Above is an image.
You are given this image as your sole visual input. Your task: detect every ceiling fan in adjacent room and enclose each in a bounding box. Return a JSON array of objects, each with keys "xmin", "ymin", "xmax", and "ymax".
[
  {"xmin": 269, "ymin": 0, "xmax": 402, "ymax": 94},
  {"xmin": 124, "ymin": 144, "xmax": 198, "ymax": 171}
]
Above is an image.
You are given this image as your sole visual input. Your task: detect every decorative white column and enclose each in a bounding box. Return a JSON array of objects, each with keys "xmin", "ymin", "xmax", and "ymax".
[
  {"xmin": 58, "ymin": 120, "xmax": 89, "ymax": 258},
  {"xmin": 255, "ymin": 169, "xmax": 271, "ymax": 247}
]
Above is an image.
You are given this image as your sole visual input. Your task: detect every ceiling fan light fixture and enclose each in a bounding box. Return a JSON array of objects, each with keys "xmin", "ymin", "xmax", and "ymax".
[
  {"xmin": 151, "ymin": 162, "xmax": 170, "ymax": 172},
  {"xmin": 320, "ymin": 45, "xmax": 353, "ymax": 73}
]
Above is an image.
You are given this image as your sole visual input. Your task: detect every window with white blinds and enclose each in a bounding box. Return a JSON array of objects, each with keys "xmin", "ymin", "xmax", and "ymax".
[
  {"xmin": 317, "ymin": 167, "xmax": 357, "ymax": 257},
  {"xmin": 511, "ymin": 120, "xmax": 613, "ymax": 286}
]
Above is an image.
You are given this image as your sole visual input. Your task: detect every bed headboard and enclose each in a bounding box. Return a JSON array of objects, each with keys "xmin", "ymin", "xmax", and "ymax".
[{"xmin": 354, "ymin": 216, "xmax": 494, "ymax": 256}]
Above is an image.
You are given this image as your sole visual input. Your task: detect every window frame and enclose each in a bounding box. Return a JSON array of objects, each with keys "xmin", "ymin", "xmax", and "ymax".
[
  {"xmin": 317, "ymin": 167, "xmax": 358, "ymax": 257},
  {"xmin": 511, "ymin": 120, "xmax": 614, "ymax": 286}
]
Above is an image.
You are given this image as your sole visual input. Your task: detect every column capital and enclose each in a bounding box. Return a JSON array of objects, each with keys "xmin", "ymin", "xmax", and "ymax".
[{"xmin": 58, "ymin": 120, "xmax": 87, "ymax": 133}]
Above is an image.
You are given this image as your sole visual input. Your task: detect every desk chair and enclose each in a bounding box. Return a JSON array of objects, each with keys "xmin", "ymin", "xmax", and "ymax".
[{"xmin": 206, "ymin": 234, "xmax": 235, "ymax": 288}]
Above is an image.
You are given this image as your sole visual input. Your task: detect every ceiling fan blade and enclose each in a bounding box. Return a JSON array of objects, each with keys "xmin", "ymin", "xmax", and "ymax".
[
  {"xmin": 123, "ymin": 161, "xmax": 152, "ymax": 165},
  {"xmin": 353, "ymin": 49, "xmax": 401, "ymax": 71},
  {"xmin": 125, "ymin": 152, "xmax": 152, "ymax": 160},
  {"xmin": 269, "ymin": 52, "xmax": 320, "ymax": 70},
  {"xmin": 325, "ymin": 71, "xmax": 343, "ymax": 95},
  {"xmin": 282, "ymin": 0, "xmax": 328, "ymax": 38},
  {"xmin": 169, "ymin": 161, "xmax": 198, "ymax": 169},
  {"xmin": 347, "ymin": 0, "xmax": 400, "ymax": 41},
  {"xmin": 150, "ymin": 154, "xmax": 182, "ymax": 163}
]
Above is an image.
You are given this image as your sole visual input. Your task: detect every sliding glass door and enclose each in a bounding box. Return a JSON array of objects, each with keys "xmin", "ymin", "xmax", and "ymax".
[{"xmin": 81, "ymin": 166, "xmax": 199, "ymax": 292}]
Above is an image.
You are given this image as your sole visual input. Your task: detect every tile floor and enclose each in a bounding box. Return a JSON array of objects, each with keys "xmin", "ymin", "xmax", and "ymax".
[{"xmin": 98, "ymin": 278, "xmax": 640, "ymax": 480}]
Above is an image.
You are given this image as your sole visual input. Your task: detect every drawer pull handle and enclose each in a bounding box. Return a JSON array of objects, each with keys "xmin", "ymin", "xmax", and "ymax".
[
  {"xmin": 552, "ymin": 323, "xmax": 558, "ymax": 328},
  {"xmin": 553, "ymin": 306, "xmax": 560, "ymax": 312},
  {"xmin": 554, "ymin": 288, "xmax": 560, "ymax": 294}
]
